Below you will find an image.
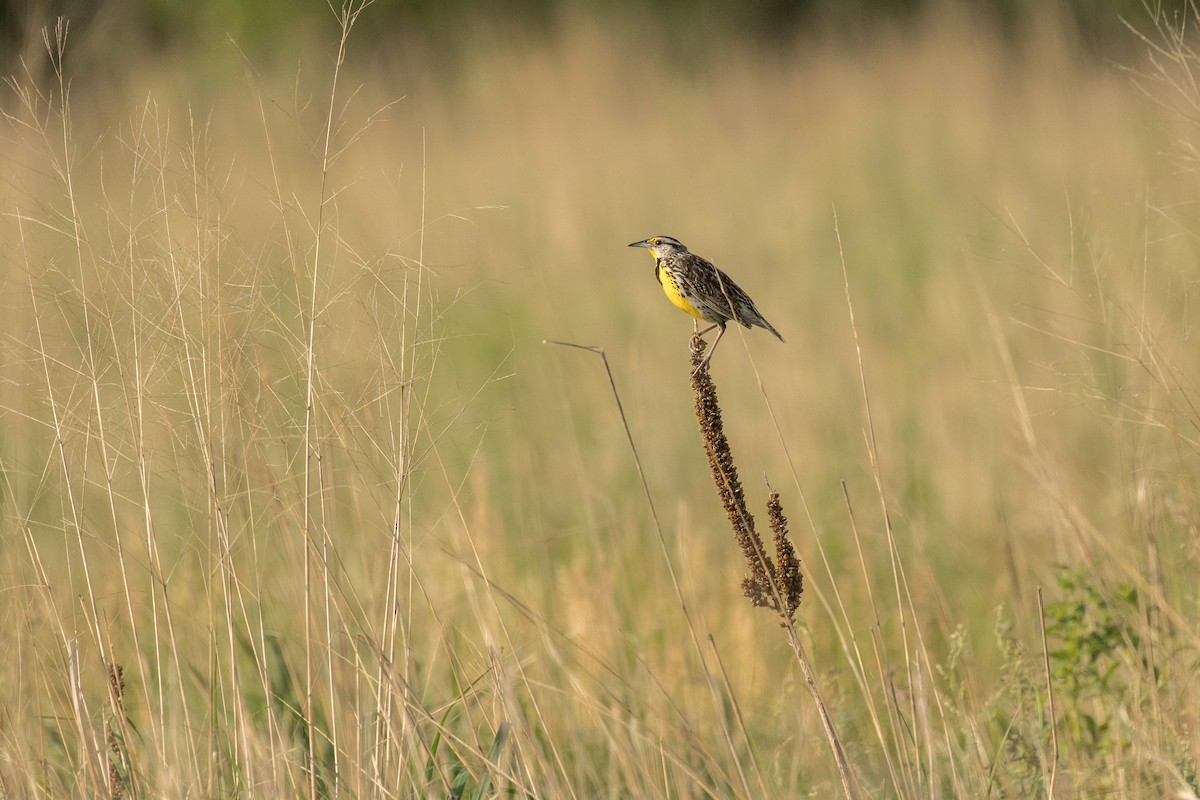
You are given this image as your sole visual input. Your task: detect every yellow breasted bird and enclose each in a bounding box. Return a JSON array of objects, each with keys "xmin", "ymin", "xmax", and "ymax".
[{"xmin": 628, "ymin": 235, "xmax": 783, "ymax": 368}]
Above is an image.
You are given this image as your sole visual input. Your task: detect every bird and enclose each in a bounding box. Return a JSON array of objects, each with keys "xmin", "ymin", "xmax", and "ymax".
[{"xmin": 628, "ymin": 235, "xmax": 783, "ymax": 369}]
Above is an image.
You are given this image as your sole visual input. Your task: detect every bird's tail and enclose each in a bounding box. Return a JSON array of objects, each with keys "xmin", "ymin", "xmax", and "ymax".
[{"xmin": 759, "ymin": 317, "xmax": 784, "ymax": 342}]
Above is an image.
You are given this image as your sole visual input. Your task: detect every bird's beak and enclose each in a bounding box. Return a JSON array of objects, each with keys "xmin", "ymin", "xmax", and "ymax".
[{"xmin": 628, "ymin": 239, "xmax": 651, "ymax": 248}]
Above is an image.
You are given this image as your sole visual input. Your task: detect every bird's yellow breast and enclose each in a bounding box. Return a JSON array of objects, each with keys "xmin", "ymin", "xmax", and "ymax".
[{"xmin": 656, "ymin": 262, "xmax": 706, "ymax": 321}]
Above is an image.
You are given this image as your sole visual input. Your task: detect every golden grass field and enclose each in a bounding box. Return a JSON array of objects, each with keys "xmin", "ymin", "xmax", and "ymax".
[{"xmin": 3, "ymin": 4, "xmax": 1200, "ymax": 797}]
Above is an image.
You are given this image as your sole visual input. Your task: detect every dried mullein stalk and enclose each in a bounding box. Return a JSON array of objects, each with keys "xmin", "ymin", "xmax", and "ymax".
[{"xmin": 690, "ymin": 335, "xmax": 802, "ymax": 622}]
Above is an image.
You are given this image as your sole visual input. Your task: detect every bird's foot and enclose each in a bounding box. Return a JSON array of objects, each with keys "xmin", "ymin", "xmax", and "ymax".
[{"xmin": 689, "ymin": 334, "xmax": 713, "ymax": 376}]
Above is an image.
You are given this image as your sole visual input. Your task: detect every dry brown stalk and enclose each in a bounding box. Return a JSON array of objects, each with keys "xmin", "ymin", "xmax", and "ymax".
[
  {"xmin": 767, "ymin": 490, "xmax": 803, "ymax": 621},
  {"xmin": 106, "ymin": 662, "xmax": 126, "ymax": 800},
  {"xmin": 689, "ymin": 335, "xmax": 803, "ymax": 622},
  {"xmin": 688, "ymin": 335, "xmax": 857, "ymax": 799}
]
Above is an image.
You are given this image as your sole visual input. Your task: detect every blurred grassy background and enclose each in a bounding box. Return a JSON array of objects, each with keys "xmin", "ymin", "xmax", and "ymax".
[{"xmin": 3, "ymin": 0, "xmax": 1200, "ymax": 797}]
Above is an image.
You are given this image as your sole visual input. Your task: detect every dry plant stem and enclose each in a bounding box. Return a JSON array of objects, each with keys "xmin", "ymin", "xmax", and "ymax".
[
  {"xmin": 785, "ymin": 626, "xmax": 859, "ymax": 799},
  {"xmin": 735, "ymin": 225, "xmax": 896, "ymax": 793},
  {"xmin": 31, "ymin": 24, "xmax": 115, "ymax": 792},
  {"xmin": 544, "ymin": 339, "xmax": 754, "ymax": 798},
  {"xmin": 688, "ymin": 339, "xmax": 856, "ymax": 800},
  {"xmin": 544, "ymin": 341, "xmax": 670, "ymax": 547},
  {"xmin": 689, "ymin": 340, "xmax": 775, "ymax": 609},
  {"xmin": 707, "ymin": 634, "xmax": 770, "ymax": 798},
  {"xmin": 688, "ymin": 339, "xmax": 802, "ymax": 620},
  {"xmin": 106, "ymin": 663, "xmax": 127, "ymax": 800},
  {"xmin": 839, "ymin": 482, "xmax": 905, "ymax": 791},
  {"xmin": 1038, "ymin": 587, "xmax": 1059, "ymax": 799},
  {"xmin": 835, "ymin": 208, "xmax": 946, "ymax": 791},
  {"xmin": 156, "ymin": 105, "xmax": 247, "ymax": 787},
  {"xmin": 10, "ymin": 208, "xmax": 88, "ymax": 788},
  {"xmin": 248, "ymin": 73, "xmax": 297, "ymax": 795},
  {"xmin": 766, "ymin": 491, "xmax": 803, "ymax": 621},
  {"xmin": 21, "ymin": 231, "xmax": 100, "ymax": 790},
  {"xmin": 372, "ymin": 138, "xmax": 424, "ymax": 794},
  {"xmin": 301, "ymin": 3, "xmax": 373, "ymax": 795}
]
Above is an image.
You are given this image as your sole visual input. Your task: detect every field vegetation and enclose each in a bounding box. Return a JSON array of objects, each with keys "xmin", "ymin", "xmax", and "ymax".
[{"xmin": 3, "ymin": 3, "xmax": 1200, "ymax": 796}]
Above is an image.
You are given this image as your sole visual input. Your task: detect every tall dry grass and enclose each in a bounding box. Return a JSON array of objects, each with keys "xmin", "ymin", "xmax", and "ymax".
[{"xmin": 2, "ymin": 3, "xmax": 1200, "ymax": 797}]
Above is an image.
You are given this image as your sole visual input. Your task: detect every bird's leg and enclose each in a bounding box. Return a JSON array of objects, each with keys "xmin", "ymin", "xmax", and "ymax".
[
  {"xmin": 693, "ymin": 324, "xmax": 726, "ymax": 374},
  {"xmin": 690, "ymin": 322, "xmax": 719, "ymax": 358},
  {"xmin": 704, "ymin": 325, "xmax": 726, "ymax": 365}
]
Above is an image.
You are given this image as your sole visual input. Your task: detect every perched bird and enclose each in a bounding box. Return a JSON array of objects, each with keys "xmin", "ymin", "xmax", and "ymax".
[{"xmin": 628, "ymin": 235, "xmax": 783, "ymax": 368}]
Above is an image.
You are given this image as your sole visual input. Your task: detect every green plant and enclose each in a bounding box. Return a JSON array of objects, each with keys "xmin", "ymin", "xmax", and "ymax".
[{"xmin": 1043, "ymin": 566, "xmax": 1144, "ymax": 760}]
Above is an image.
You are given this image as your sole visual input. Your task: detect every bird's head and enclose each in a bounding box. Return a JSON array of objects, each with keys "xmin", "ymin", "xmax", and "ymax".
[{"xmin": 628, "ymin": 236, "xmax": 688, "ymax": 259}]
